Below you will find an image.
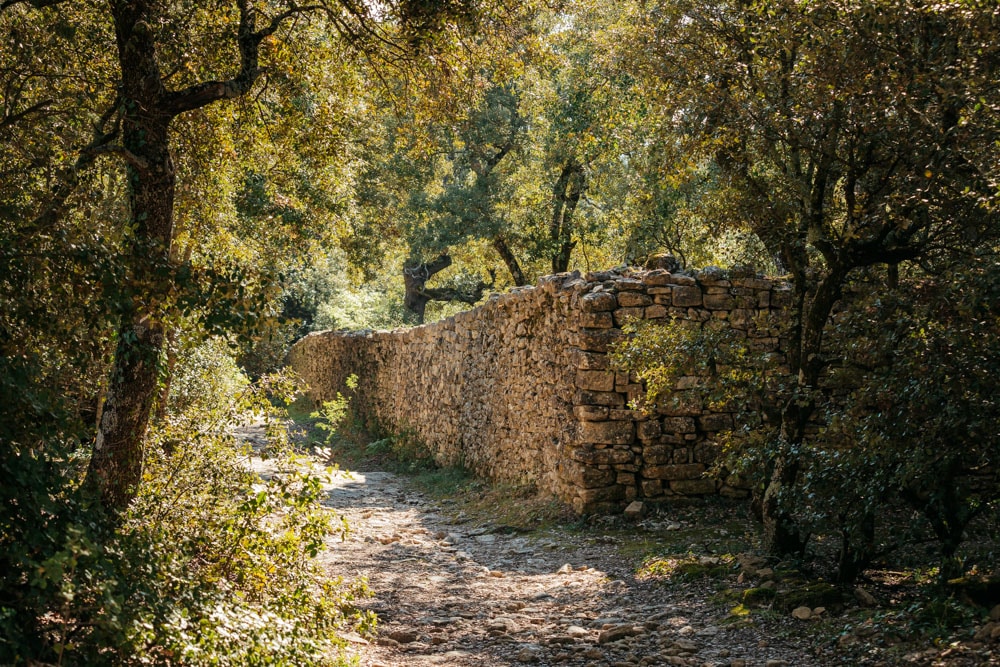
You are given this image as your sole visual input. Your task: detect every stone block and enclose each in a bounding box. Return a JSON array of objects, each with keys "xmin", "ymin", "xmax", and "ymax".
[
  {"xmin": 642, "ymin": 270, "xmax": 673, "ymax": 286},
  {"xmin": 578, "ymin": 311, "xmax": 614, "ymax": 328},
  {"xmin": 617, "ymin": 292, "xmax": 653, "ymax": 308},
  {"xmin": 614, "ymin": 278, "xmax": 644, "ymax": 291},
  {"xmin": 732, "ymin": 277, "xmax": 772, "ymax": 290},
  {"xmin": 609, "ymin": 408, "xmax": 640, "ymax": 421},
  {"xmin": 580, "ymin": 291, "xmax": 618, "ymax": 312},
  {"xmin": 666, "ymin": 274, "xmax": 697, "ymax": 286},
  {"xmin": 566, "ymin": 465, "xmax": 617, "ymax": 489},
  {"xmin": 645, "ymin": 304, "xmax": 668, "ymax": 319},
  {"xmin": 570, "ymin": 446, "xmax": 634, "ymax": 465},
  {"xmin": 574, "ymin": 405, "xmax": 609, "ymax": 421},
  {"xmin": 575, "ymin": 485, "xmax": 626, "ymax": 507},
  {"xmin": 617, "ymin": 472, "xmax": 637, "ymax": 486},
  {"xmin": 663, "ymin": 392, "xmax": 703, "ymax": 417},
  {"xmin": 640, "ymin": 478, "xmax": 664, "ymax": 496},
  {"xmin": 704, "ymin": 293, "xmax": 736, "ymax": 310},
  {"xmin": 662, "ymin": 416, "xmax": 696, "ymax": 433},
  {"xmin": 669, "ymin": 478, "xmax": 718, "ymax": 495},
  {"xmin": 574, "ymin": 390, "xmax": 625, "ymax": 406},
  {"xmin": 578, "ymin": 420, "xmax": 634, "ymax": 445},
  {"xmin": 577, "ymin": 370, "xmax": 616, "ymax": 391},
  {"xmin": 576, "ymin": 328, "xmax": 623, "ymax": 352},
  {"xmin": 642, "ymin": 445, "xmax": 671, "ymax": 465},
  {"xmin": 697, "ymin": 413, "xmax": 733, "ymax": 432},
  {"xmin": 573, "ymin": 349, "xmax": 610, "ymax": 370},
  {"xmin": 637, "ymin": 419, "xmax": 662, "ymax": 441},
  {"xmin": 675, "ymin": 375, "xmax": 705, "ymax": 390},
  {"xmin": 672, "ymin": 447, "xmax": 690, "ymax": 463},
  {"xmin": 672, "ymin": 286, "xmax": 703, "ymax": 307},
  {"xmin": 642, "ymin": 463, "xmax": 706, "ymax": 480},
  {"xmin": 771, "ymin": 288, "xmax": 794, "ymax": 307},
  {"xmin": 694, "ymin": 441, "xmax": 721, "ymax": 464}
]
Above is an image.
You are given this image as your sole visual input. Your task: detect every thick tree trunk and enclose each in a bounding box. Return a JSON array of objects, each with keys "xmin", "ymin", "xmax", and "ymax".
[
  {"xmin": 86, "ymin": 1, "xmax": 175, "ymax": 511},
  {"xmin": 403, "ymin": 254, "xmax": 452, "ymax": 323}
]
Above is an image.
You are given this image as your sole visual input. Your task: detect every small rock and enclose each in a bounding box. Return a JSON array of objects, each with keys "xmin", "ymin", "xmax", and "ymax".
[
  {"xmin": 624, "ymin": 500, "xmax": 647, "ymax": 519},
  {"xmin": 729, "ymin": 660, "xmax": 747, "ymax": 667},
  {"xmin": 666, "ymin": 522, "xmax": 682, "ymax": 531},
  {"xmin": 516, "ymin": 648, "xmax": 541, "ymax": 663},
  {"xmin": 854, "ymin": 586, "xmax": 877, "ymax": 606},
  {"xmin": 475, "ymin": 533, "xmax": 497, "ymax": 544},
  {"xmin": 567, "ymin": 625, "xmax": 589, "ymax": 638},
  {"xmin": 791, "ymin": 606, "xmax": 812, "ymax": 620},
  {"xmin": 598, "ymin": 624, "xmax": 638, "ymax": 644},
  {"xmin": 582, "ymin": 648, "xmax": 604, "ymax": 659},
  {"xmin": 756, "ymin": 567, "xmax": 774, "ymax": 578},
  {"xmin": 765, "ymin": 661, "xmax": 789, "ymax": 667},
  {"xmin": 384, "ymin": 629, "xmax": 418, "ymax": 643},
  {"xmin": 557, "ymin": 563, "xmax": 573, "ymax": 574},
  {"xmin": 489, "ymin": 570, "xmax": 505, "ymax": 578},
  {"xmin": 673, "ymin": 639, "xmax": 698, "ymax": 652},
  {"xmin": 991, "ymin": 604, "xmax": 1000, "ymax": 622},
  {"xmin": 812, "ymin": 606, "xmax": 826, "ymax": 617}
]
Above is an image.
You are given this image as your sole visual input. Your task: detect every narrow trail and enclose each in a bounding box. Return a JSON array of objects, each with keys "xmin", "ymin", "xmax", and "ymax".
[{"xmin": 313, "ymin": 467, "xmax": 823, "ymax": 667}]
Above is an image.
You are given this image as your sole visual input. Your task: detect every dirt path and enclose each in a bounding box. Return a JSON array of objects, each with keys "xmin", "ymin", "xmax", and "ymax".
[{"xmin": 313, "ymin": 467, "xmax": 825, "ymax": 667}]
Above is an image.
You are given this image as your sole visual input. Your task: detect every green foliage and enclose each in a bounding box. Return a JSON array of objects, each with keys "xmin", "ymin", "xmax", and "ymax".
[
  {"xmin": 311, "ymin": 375, "xmax": 358, "ymax": 444},
  {"xmin": 365, "ymin": 429, "xmax": 435, "ymax": 471},
  {"xmin": 0, "ymin": 354, "xmax": 366, "ymax": 664},
  {"xmin": 168, "ymin": 336, "xmax": 250, "ymax": 422}
]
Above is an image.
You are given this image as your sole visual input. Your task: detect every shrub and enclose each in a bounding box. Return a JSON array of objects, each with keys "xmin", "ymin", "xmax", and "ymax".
[{"xmin": 0, "ymin": 354, "xmax": 369, "ymax": 664}]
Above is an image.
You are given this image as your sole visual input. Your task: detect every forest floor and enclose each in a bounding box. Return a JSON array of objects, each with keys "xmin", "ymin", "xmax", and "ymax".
[{"xmin": 241, "ymin": 416, "xmax": 1000, "ymax": 667}]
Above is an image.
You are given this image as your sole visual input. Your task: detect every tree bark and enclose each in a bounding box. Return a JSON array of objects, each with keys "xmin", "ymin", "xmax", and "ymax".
[
  {"xmin": 403, "ymin": 254, "xmax": 452, "ymax": 323},
  {"xmin": 492, "ymin": 235, "xmax": 527, "ymax": 286},
  {"xmin": 760, "ymin": 265, "xmax": 846, "ymax": 557},
  {"xmin": 549, "ymin": 158, "xmax": 585, "ymax": 274},
  {"xmin": 85, "ymin": 1, "xmax": 175, "ymax": 511},
  {"xmin": 402, "ymin": 253, "xmax": 495, "ymax": 323}
]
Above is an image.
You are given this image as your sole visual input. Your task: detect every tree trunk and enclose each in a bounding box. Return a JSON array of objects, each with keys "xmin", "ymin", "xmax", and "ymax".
[
  {"xmin": 85, "ymin": 2, "xmax": 175, "ymax": 511},
  {"xmin": 403, "ymin": 254, "xmax": 452, "ymax": 323},
  {"xmin": 760, "ymin": 266, "xmax": 846, "ymax": 557},
  {"xmin": 550, "ymin": 159, "xmax": 585, "ymax": 274},
  {"xmin": 492, "ymin": 235, "xmax": 527, "ymax": 286}
]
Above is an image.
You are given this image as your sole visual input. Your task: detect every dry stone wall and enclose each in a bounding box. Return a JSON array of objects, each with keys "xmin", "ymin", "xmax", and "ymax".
[{"xmin": 289, "ymin": 267, "xmax": 791, "ymax": 513}]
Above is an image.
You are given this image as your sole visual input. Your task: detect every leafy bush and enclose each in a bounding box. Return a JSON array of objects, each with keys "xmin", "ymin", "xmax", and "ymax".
[
  {"xmin": 0, "ymin": 348, "xmax": 369, "ymax": 665},
  {"xmin": 611, "ymin": 269, "xmax": 1000, "ymax": 583}
]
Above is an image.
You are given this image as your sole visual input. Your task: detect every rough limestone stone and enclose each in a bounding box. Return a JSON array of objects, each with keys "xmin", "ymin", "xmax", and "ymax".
[{"xmin": 624, "ymin": 500, "xmax": 646, "ymax": 519}]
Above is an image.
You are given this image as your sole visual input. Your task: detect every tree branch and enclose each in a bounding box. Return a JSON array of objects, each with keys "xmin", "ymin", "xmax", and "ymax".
[
  {"xmin": 0, "ymin": 98, "xmax": 53, "ymax": 132},
  {"xmin": 163, "ymin": 2, "xmax": 329, "ymax": 116}
]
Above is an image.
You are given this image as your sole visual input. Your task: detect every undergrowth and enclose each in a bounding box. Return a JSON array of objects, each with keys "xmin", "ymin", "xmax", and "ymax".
[{"xmin": 0, "ymin": 341, "xmax": 368, "ymax": 665}]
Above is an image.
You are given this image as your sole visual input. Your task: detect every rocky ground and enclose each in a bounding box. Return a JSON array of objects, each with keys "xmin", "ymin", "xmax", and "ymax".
[
  {"xmin": 313, "ymin": 467, "xmax": 829, "ymax": 667},
  {"xmin": 240, "ymin": 423, "xmax": 1000, "ymax": 667}
]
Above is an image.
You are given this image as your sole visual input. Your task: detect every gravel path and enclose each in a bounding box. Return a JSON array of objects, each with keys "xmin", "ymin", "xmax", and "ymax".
[{"xmin": 313, "ymin": 468, "xmax": 824, "ymax": 667}]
